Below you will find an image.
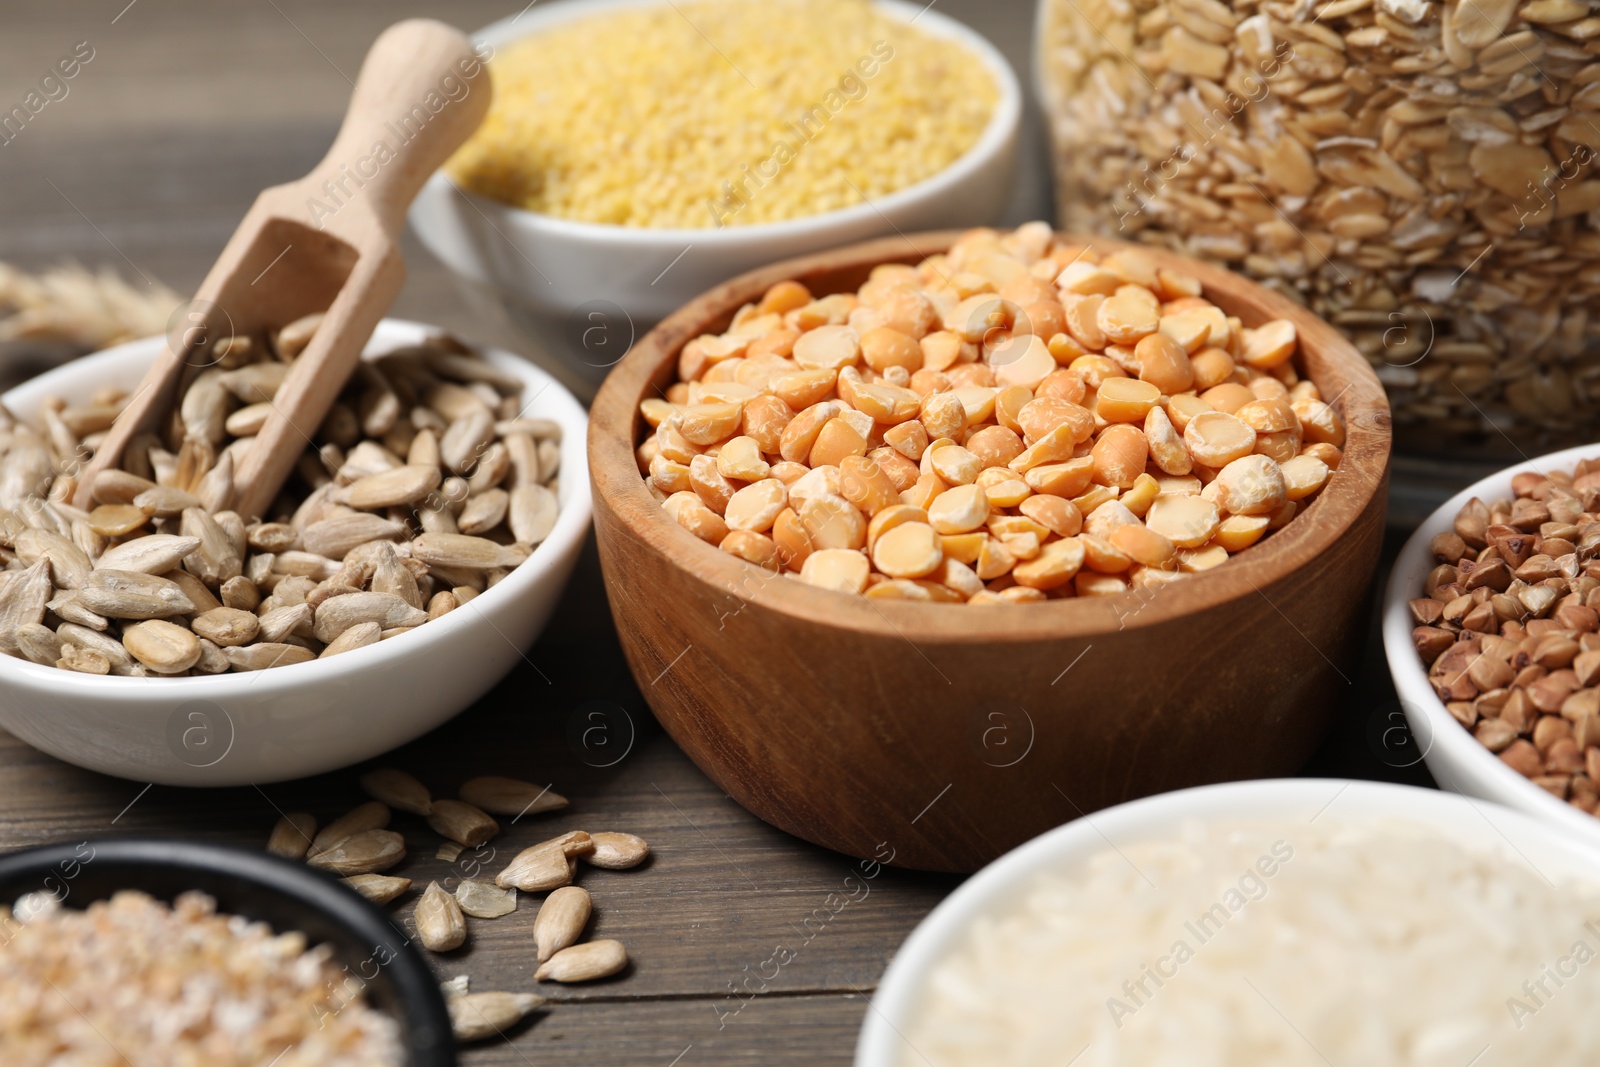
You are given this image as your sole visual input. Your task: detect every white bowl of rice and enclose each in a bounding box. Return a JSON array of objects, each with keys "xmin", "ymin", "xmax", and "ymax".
[{"xmin": 857, "ymin": 779, "xmax": 1600, "ymax": 1067}]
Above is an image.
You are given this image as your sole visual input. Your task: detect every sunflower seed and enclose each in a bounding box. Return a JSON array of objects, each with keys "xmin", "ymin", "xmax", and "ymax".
[
  {"xmin": 256, "ymin": 603, "xmax": 312, "ymax": 643},
  {"xmin": 361, "ymin": 542, "xmax": 418, "ymax": 609},
  {"xmin": 437, "ymin": 842, "xmax": 464, "ymax": 862},
  {"xmin": 509, "ymin": 484, "xmax": 559, "ymax": 545},
  {"xmin": 343, "ymin": 873, "xmax": 413, "ymax": 905},
  {"xmin": 95, "ymin": 534, "xmax": 201, "ymax": 574},
  {"xmin": 458, "ymin": 489, "xmax": 508, "ymax": 536},
  {"xmin": 306, "ymin": 828, "xmax": 405, "ymax": 875},
  {"xmin": 534, "ymin": 939, "xmax": 628, "ymax": 983},
  {"xmin": 222, "ymin": 642, "xmax": 315, "ymax": 672},
  {"xmin": 15, "ymin": 529, "xmax": 91, "ymax": 589},
  {"xmin": 179, "ymin": 368, "xmax": 232, "ymax": 445},
  {"xmin": 91, "ymin": 469, "xmax": 156, "ymax": 506},
  {"xmin": 319, "ymin": 620, "xmax": 381, "ymax": 657},
  {"xmin": 455, "ymin": 879, "xmax": 517, "ymax": 919},
  {"xmin": 14, "ymin": 623, "xmax": 63, "ymax": 666},
  {"xmin": 133, "ymin": 485, "xmax": 199, "ymax": 518},
  {"xmin": 220, "ymin": 362, "xmax": 289, "ymax": 403},
  {"xmin": 359, "ymin": 768, "xmax": 433, "ymax": 816},
  {"xmin": 310, "ymin": 802, "xmax": 390, "ymax": 854},
  {"xmin": 337, "ymin": 465, "xmax": 442, "ymax": 510},
  {"xmin": 427, "ymin": 799, "xmax": 499, "ymax": 847},
  {"xmin": 45, "ymin": 592, "xmax": 108, "ymax": 631},
  {"xmin": 190, "ymin": 606, "xmax": 260, "ymax": 647},
  {"xmin": 301, "ymin": 514, "xmax": 407, "ymax": 560},
  {"xmin": 585, "ymin": 832, "xmax": 651, "ymax": 870},
  {"xmin": 121, "ymin": 619, "xmax": 202, "ymax": 674},
  {"xmin": 162, "ymin": 568, "xmax": 221, "ymax": 614},
  {"xmin": 448, "ymin": 992, "xmax": 545, "ymax": 1042},
  {"xmin": 411, "ymin": 532, "xmax": 523, "ymax": 571},
  {"xmin": 0, "ymin": 560, "xmax": 54, "ymax": 651},
  {"xmin": 458, "ymin": 777, "xmax": 569, "ymax": 817},
  {"xmin": 180, "ymin": 507, "xmax": 242, "ymax": 585},
  {"xmin": 496, "ymin": 847, "xmax": 574, "ymax": 893},
  {"xmin": 56, "ymin": 623, "xmax": 132, "ymax": 668},
  {"xmin": 415, "ymin": 880, "xmax": 468, "ymax": 952},
  {"xmin": 193, "ymin": 637, "xmax": 229, "ymax": 674},
  {"xmin": 274, "ymin": 312, "xmax": 324, "ymax": 360},
  {"xmin": 533, "ymin": 886, "xmax": 591, "ymax": 962},
  {"xmin": 440, "ymin": 411, "xmax": 496, "ymax": 475},
  {"xmin": 312, "ymin": 592, "xmax": 427, "ymax": 644},
  {"xmin": 58, "ymin": 644, "xmax": 110, "ymax": 674},
  {"xmin": 267, "ymin": 812, "xmax": 317, "ymax": 859},
  {"xmin": 78, "ymin": 570, "xmax": 194, "ymax": 620}
]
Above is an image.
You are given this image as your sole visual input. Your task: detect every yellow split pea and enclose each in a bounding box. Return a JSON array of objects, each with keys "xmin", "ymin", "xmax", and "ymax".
[{"xmin": 448, "ymin": 0, "xmax": 999, "ymax": 228}]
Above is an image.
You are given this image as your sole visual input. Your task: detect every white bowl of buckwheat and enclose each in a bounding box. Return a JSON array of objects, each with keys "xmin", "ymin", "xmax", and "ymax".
[
  {"xmin": 1385, "ymin": 441, "xmax": 1600, "ymax": 850},
  {"xmin": 0, "ymin": 318, "xmax": 590, "ymax": 786}
]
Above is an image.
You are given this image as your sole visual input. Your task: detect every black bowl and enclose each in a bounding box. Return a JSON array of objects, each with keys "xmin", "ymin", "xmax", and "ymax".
[{"xmin": 0, "ymin": 837, "xmax": 454, "ymax": 1066}]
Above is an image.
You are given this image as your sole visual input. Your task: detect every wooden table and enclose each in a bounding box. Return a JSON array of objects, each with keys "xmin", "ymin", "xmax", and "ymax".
[{"xmin": 0, "ymin": 2, "xmax": 1433, "ymax": 1062}]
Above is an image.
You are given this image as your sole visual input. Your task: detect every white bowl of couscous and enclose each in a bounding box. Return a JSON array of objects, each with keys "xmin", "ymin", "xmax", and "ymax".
[{"xmin": 409, "ymin": 0, "xmax": 1022, "ymax": 400}]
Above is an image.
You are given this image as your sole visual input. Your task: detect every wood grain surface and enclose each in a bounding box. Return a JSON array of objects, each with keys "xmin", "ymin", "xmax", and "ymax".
[{"xmin": 0, "ymin": 1, "xmax": 1429, "ymax": 1063}]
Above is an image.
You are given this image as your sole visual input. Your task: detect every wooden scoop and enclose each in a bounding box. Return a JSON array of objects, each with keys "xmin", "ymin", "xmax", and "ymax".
[{"xmin": 75, "ymin": 18, "xmax": 492, "ymax": 520}]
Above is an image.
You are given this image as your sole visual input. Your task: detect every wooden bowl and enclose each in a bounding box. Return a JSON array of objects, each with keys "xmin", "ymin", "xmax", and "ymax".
[{"xmin": 589, "ymin": 232, "xmax": 1391, "ymax": 872}]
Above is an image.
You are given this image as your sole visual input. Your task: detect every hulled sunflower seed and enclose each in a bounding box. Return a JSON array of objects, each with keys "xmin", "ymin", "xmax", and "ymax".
[
  {"xmin": 448, "ymin": 992, "xmax": 545, "ymax": 1042},
  {"xmin": 368, "ymin": 543, "xmax": 422, "ymax": 609},
  {"xmin": 496, "ymin": 847, "xmax": 574, "ymax": 893},
  {"xmin": 56, "ymin": 623, "xmax": 132, "ymax": 668},
  {"xmin": 337, "ymin": 465, "xmax": 442, "ymax": 509},
  {"xmin": 95, "ymin": 534, "xmax": 201, "ymax": 574},
  {"xmin": 458, "ymin": 489, "xmax": 508, "ymax": 536},
  {"xmin": 509, "ymin": 484, "xmax": 559, "ymax": 545},
  {"xmin": 412, "ymin": 532, "xmax": 524, "ymax": 570},
  {"xmin": 320, "ymin": 620, "xmax": 381, "ymax": 657},
  {"xmin": 58, "ymin": 644, "xmax": 110, "ymax": 674},
  {"xmin": 359, "ymin": 768, "xmax": 434, "ymax": 816},
  {"xmin": 180, "ymin": 507, "xmax": 242, "ymax": 585},
  {"xmin": 15, "ymin": 623, "xmax": 63, "ymax": 666},
  {"xmin": 267, "ymin": 812, "xmax": 317, "ymax": 860},
  {"xmin": 533, "ymin": 886, "xmax": 591, "ymax": 962},
  {"xmin": 15, "ymin": 529, "xmax": 91, "ymax": 589},
  {"xmin": 585, "ymin": 832, "xmax": 651, "ymax": 870},
  {"xmin": 190, "ymin": 606, "xmax": 260, "ymax": 647},
  {"xmin": 91, "ymin": 469, "xmax": 156, "ymax": 506},
  {"xmin": 312, "ymin": 592, "xmax": 427, "ymax": 644},
  {"xmin": 415, "ymin": 880, "xmax": 468, "ymax": 952},
  {"xmin": 133, "ymin": 485, "xmax": 199, "ymax": 518},
  {"xmin": 46, "ymin": 592, "xmax": 108, "ymax": 631},
  {"xmin": 300, "ymin": 514, "xmax": 407, "ymax": 561},
  {"xmin": 312, "ymin": 801, "xmax": 390, "ymax": 852},
  {"xmin": 78, "ymin": 570, "xmax": 194, "ymax": 620},
  {"xmin": 427, "ymin": 799, "xmax": 499, "ymax": 847},
  {"xmin": 193, "ymin": 637, "xmax": 230, "ymax": 674},
  {"xmin": 222, "ymin": 642, "xmax": 315, "ymax": 671},
  {"xmin": 534, "ymin": 939, "xmax": 628, "ymax": 983},
  {"xmin": 121, "ymin": 619, "xmax": 203, "ymax": 674},
  {"xmin": 306, "ymin": 828, "xmax": 405, "ymax": 875},
  {"xmin": 455, "ymin": 879, "xmax": 517, "ymax": 919},
  {"xmin": 256, "ymin": 603, "xmax": 312, "ymax": 643},
  {"xmin": 86, "ymin": 503, "xmax": 148, "ymax": 536},
  {"xmin": 274, "ymin": 312, "xmax": 324, "ymax": 360},
  {"xmin": 0, "ymin": 559, "xmax": 53, "ymax": 652},
  {"xmin": 343, "ymin": 873, "xmax": 413, "ymax": 905},
  {"xmin": 459, "ymin": 777, "xmax": 569, "ymax": 817}
]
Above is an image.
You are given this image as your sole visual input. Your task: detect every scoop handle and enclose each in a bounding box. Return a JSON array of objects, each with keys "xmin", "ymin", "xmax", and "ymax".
[{"xmin": 311, "ymin": 18, "xmax": 492, "ymax": 235}]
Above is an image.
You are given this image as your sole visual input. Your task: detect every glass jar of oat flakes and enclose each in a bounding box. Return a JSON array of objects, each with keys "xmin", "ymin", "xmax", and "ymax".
[{"xmin": 1038, "ymin": 0, "xmax": 1600, "ymax": 484}]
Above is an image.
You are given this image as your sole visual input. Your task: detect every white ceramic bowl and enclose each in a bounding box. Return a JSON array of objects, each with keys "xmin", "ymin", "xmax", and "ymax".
[
  {"xmin": 0, "ymin": 319, "xmax": 591, "ymax": 787},
  {"xmin": 408, "ymin": 0, "xmax": 1023, "ymax": 400},
  {"xmin": 1383, "ymin": 442, "xmax": 1600, "ymax": 849},
  {"xmin": 856, "ymin": 777, "xmax": 1600, "ymax": 1066}
]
